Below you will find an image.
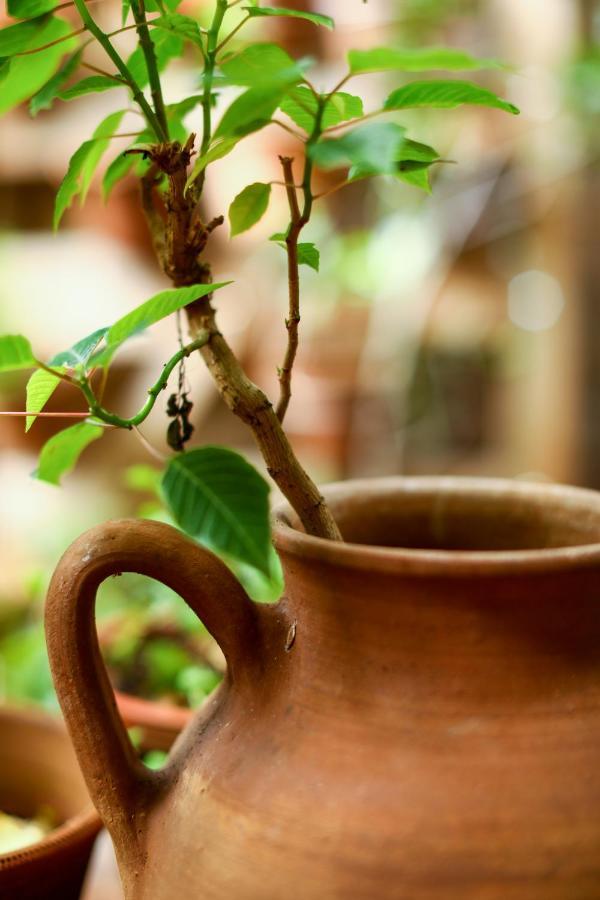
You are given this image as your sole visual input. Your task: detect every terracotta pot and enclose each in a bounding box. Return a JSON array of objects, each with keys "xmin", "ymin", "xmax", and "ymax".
[
  {"xmin": 115, "ymin": 690, "xmax": 192, "ymax": 752},
  {"xmin": 46, "ymin": 478, "xmax": 600, "ymax": 899},
  {"xmin": 0, "ymin": 705, "xmax": 101, "ymax": 900}
]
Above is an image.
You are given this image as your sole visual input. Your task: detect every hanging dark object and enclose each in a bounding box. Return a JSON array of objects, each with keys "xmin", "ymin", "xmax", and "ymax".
[{"xmin": 166, "ymin": 392, "xmax": 194, "ymax": 451}]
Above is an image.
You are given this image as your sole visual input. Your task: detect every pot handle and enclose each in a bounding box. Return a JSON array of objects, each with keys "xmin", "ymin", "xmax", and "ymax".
[{"xmin": 45, "ymin": 518, "xmax": 263, "ymax": 858}]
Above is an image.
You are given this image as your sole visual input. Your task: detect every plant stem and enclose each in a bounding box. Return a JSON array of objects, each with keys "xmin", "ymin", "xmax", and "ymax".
[
  {"xmin": 72, "ymin": 0, "xmax": 166, "ymax": 141},
  {"xmin": 215, "ymin": 13, "xmax": 249, "ymax": 52},
  {"xmin": 186, "ymin": 300, "xmax": 342, "ymax": 541},
  {"xmin": 196, "ymin": 0, "xmax": 228, "ymax": 194},
  {"xmin": 130, "ymin": 0, "xmax": 169, "ymax": 139},
  {"xmin": 78, "ymin": 334, "xmax": 209, "ymax": 428},
  {"xmin": 275, "ymin": 98, "xmax": 325, "ymax": 422},
  {"xmin": 276, "ymin": 156, "xmax": 301, "ymax": 423}
]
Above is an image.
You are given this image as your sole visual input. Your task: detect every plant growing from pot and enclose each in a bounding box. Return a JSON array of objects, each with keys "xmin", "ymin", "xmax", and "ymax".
[{"xmin": 5, "ymin": 4, "xmax": 600, "ymax": 900}]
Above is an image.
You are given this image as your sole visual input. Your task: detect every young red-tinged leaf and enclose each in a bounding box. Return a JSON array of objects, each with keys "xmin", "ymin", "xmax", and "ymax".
[
  {"xmin": 25, "ymin": 367, "xmax": 64, "ymax": 431},
  {"xmin": 162, "ymin": 446, "xmax": 272, "ymax": 576},
  {"xmin": 384, "ymin": 80, "xmax": 519, "ymax": 115},
  {"xmin": 229, "ymin": 183, "xmax": 272, "ymax": 237},
  {"xmin": 34, "ymin": 422, "xmax": 103, "ymax": 485},
  {"xmin": 29, "ymin": 48, "xmax": 82, "ymax": 115},
  {"xmin": 0, "ymin": 334, "xmax": 36, "ymax": 372},
  {"xmin": 348, "ymin": 46, "xmax": 503, "ymax": 75},
  {"xmin": 0, "ymin": 17, "xmax": 78, "ymax": 116},
  {"xmin": 244, "ymin": 6, "xmax": 334, "ymax": 30}
]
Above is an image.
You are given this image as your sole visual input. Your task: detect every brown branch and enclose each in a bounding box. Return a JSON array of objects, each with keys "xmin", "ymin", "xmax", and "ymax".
[
  {"xmin": 139, "ymin": 138, "xmax": 342, "ymax": 541},
  {"xmin": 276, "ymin": 156, "xmax": 302, "ymax": 424},
  {"xmin": 186, "ymin": 298, "xmax": 342, "ymax": 541}
]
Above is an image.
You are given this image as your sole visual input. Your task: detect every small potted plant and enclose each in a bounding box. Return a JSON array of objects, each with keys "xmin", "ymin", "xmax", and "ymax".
[{"xmin": 3, "ymin": 2, "xmax": 600, "ymax": 898}]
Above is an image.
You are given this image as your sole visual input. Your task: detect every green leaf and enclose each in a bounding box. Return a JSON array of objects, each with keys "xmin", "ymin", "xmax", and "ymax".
[
  {"xmin": 348, "ymin": 46, "xmax": 503, "ymax": 75},
  {"xmin": 102, "ymin": 150, "xmax": 137, "ymax": 201},
  {"xmin": 162, "ymin": 446, "xmax": 272, "ymax": 575},
  {"xmin": 35, "ymin": 422, "xmax": 103, "ymax": 485},
  {"xmin": 310, "ymin": 122, "xmax": 406, "ymax": 175},
  {"xmin": 396, "ymin": 163, "xmax": 433, "ymax": 193},
  {"xmin": 29, "ymin": 48, "xmax": 82, "ymax": 115},
  {"xmin": 7, "ymin": 0, "xmax": 57, "ymax": 18},
  {"xmin": 151, "ymin": 14, "xmax": 204, "ymax": 49},
  {"xmin": 0, "ymin": 17, "xmax": 77, "ymax": 115},
  {"xmin": 49, "ymin": 326, "xmax": 109, "ymax": 368},
  {"xmin": 229, "ymin": 183, "xmax": 271, "ymax": 237},
  {"xmin": 25, "ymin": 367, "xmax": 63, "ymax": 431},
  {"xmin": 185, "ymin": 136, "xmax": 239, "ymax": 188},
  {"xmin": 397, "ymin": 138, "xmax": 440, "ymax": 163},
  {"xmin": 58, "ymin": 74, "xmax": 123, "ymax": 101},
  {"xmin": 297, "ymin": 242, "xmax": 320, "ymax": 271},
  {"xmin": 220, "ymin": 42, "xmax": 304, "ymax": 87},
  {"xmin": 54, "ymin": 111, "xmax": 125, "ymax": 227},
  {"xmin": 122, "ymin": 0, "xmax": 131, "ymax": 26},
  {"xmin": 79, "ymin": 110, "xmax": 125, "ymax": 202},
  {"xmin": 244, "ymin": 6, "xmax": 334, "ymax": 29},
  {"xmin": 106, "ymin": 283, "xmax": 231, "ymax": 348},
  {"xmin": 280, "ymin": 86, "xmax": 363, "ymax": 132},
  {"xmin": 214, "ymin": 82, "xmax": 288, "ymax": 139},
  {"xmin": 0, "ymin": 15, "xmax": 49, "ymax": 56},
  {"xmin": 384, "ymin": 80, "xmax": 519, "ymax": 115},
  {"xmin": 270, "ymin": 235, "xmax": 320, "ymax": 271},
  {"xmin": 0, "ymin": 334, "xmax": 36, "ymax": 371},
  {"xmin": 126, "ymin": 29, "xmax": 183, "ymax": 88}
]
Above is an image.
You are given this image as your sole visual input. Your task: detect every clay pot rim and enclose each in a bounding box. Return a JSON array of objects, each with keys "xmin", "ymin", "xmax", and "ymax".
[
  {"xmin": 0, "ymin": 706, "xmax": 101, "ymax": 872},
  {"xmin": 272, "ymin": 476, "xmax": 600, "ymax": 577}
]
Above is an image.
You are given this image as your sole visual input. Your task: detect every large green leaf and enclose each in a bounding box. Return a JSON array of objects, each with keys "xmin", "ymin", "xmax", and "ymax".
[
  {"xmin": 348, "ymin": 46, "xmax": 503, "ymax": 74},
  {"xmin": 7, "ymin": 0, "xmax": 57, "ymax": 18},
  {"xmin": 29, "ymin": 48, "xmax": 82, "ymax": 115},
  {"xmin": 58, "ymin": 74, "xmax": 123, "ymax": 101},
  {"xmin": 35, "ymin": 422, "xmax": 103, "ymax": 485},
  {"xmin": 102, "ymin": 150, "xmax": 137, "ymax": 201},
  {"xmin": 280, "ymin": 87, "xmax": 363, "ymax": 133},
  {"xmin": 0, "ymin": 15, "xmax": 49, "ymax": 56},
  {"xmin": 25, "ymin": 367, "xmax": 63, "ymax": 431},
  {"xmin": 49, "ymin": 327, "xmax": 109, "ymax": 368},
  {"xmin": 349, "ymin": 138, "xmax": 442, "ymax": 190},
  {"xmin": 0, "ymin": 17, "xmax": 77, "ymax": 115},
  {"xmin": 162, "ymin": 446, "xmax": 272, "ymax": 575},
  {"xmin": 229, "ymin": 183, "xmax": 271, "ymax": 237},
  {"xmin": 54, "ymin": 111, "xmax": 125, "ymax": 228},
  {"xmin": 0, "ymin": 334, "xmax": 36, "ymax": 371},
  {"xmin": 107, "ymin": 283, "xmax": 230, "ymax": 346},
  {"xmin": 220, "ymin": 42, "xmax": 304, "ymax": 87},
  {"xmin": 384, "ymin": 80, "xmax": 519, "ymax": 115},
  {"xmin": 310, "ymin": 122, "xmax": 406, "ymax": 175},
  {"xmin": 214, "ymin": 81, "xmax": 289, "ymax": 140},
  {"xmin": 244, "ymin": 6, "xmax": 334, "ymax": 29}
]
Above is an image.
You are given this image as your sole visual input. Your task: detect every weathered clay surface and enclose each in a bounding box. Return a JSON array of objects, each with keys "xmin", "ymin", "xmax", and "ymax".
[{"xmin": 46, "ymin": 478, "xmax": 600, "ymax": 898}]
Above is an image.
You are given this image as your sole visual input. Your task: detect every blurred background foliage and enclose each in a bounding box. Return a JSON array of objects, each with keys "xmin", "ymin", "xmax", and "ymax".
[{"xmin": 0, "ymin": 0, "xmax": 598, "ymax": 715}]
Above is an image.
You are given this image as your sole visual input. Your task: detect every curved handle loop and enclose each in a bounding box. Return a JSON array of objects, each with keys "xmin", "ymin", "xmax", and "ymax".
[{"xmin": 45, "ymin": 518, "xmax": 263, "ymax": 864}]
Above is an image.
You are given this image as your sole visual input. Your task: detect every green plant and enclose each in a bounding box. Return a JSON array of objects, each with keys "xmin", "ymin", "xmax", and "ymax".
[{"xmin": 0, "ymin": 0, "xmax": 519, "ymax": 578}]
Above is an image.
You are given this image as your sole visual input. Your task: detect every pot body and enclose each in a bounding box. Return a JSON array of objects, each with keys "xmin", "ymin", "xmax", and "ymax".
[
  {"xmin": 0, "ymin": 706, "xmax": 101, "ymax": 900},
  {"xmin": 46, "ymin": 478, "xmax": 600, "ymax": 899}
]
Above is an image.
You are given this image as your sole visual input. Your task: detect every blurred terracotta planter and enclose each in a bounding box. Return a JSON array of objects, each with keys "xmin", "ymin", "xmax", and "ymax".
[
  {"xmin": 115, "ymin": 690, "xmax": 192, "ymax": 752},
  {"xmin": 0, "ymin": 705, "xmax": 101, "ymax": 900},
  {"xmin": 46, "ymin": 478, "xmax": 600, "ymax": 898}
]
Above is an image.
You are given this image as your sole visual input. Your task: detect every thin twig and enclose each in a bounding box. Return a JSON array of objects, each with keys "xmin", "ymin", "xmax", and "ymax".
[
  {"xmin": 215, "ymin": 14, "xmax": 250, "ymax": 53},
  {"xmin": 0, "ymin": 411, "xmax": 89, "ymax": 418},
  {"xmin": 270, "ymin": 118, "xmax": 305, "ymax": 141},
  {"xmin": 15, "ymin": 27, "xmax": 87, "ymax": 56},
  {"xmin": 276, "ymin": 156, "xmax": 302, "ymax": 423},
  {"xmin": 132, "ymin": 425, "xmax": 167, "ymax": 462}
]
